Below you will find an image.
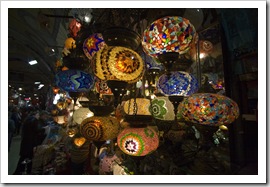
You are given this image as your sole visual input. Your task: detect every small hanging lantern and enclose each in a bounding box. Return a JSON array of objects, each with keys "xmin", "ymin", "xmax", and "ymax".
[
  {"xmin": 142, "ymin": 16, "xmax": 196, "ymax": 58},
  {"xmin": 80, "ymin": 116, "xmax": 120, "ymax": 141},
  {"xmin": 93, "ymin": 45, "xmax": 145, "ymax": 83},
  {"xmin": 83, "ymin": 33, "xmax": 106, "ymax": 61},
  {"xmin": 64, "ymin": 37, "xmax": 76, "ymax": 50},
  {"xmin": 55, "ymin": 69, "xmax": 95, "ymax": 92},
  {"xmin": 74, "ymin": 137, "xmax": 86, "ymax": 147},
  {"xmin": 178, "ymin": 93, "xmax": 240, "ymax": 126},
  {"xmin": 68, "ymin": 18, "xmax": 82, "ymax": 38},
  {"xmin": 157, "ymin": 71, "xmax": 199, "ymax": 96},
  {"xmin": 117, "ymin": 126, "xmax": 159, "ymax": 156}
]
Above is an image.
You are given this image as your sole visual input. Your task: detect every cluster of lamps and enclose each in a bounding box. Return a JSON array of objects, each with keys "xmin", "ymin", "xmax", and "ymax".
[{"xmin": 49, "ymin": 14, "xmax": 239, "ymax": 167}]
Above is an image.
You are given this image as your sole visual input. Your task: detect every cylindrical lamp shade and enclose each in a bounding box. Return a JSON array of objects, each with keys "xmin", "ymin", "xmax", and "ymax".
[
  {"xmin": 142, "ymin": 16, "xmax": 196, "ymax": 58},
  {"xmin": 83, "ymin": 33, "xmax": 106, "ymax": 60},
  {"xmin": 80, "ymin": 116, "xmax": 120, "ymax": 141},
  {"xmin": 117, "ymin": 126, "xmax": 159, "ymax": 156},
  {"xmin": 93, "ymin": 45, "xmax": 145, "ymax": 83},
  {"xmin": 73, "ymin": 107, "xmax": 94, "ymax": 125},
  {"xmin": 55, "ymin": 69, "xmax": 94, "ymax": 92},
  {"xmin": 123, "ymin": 98, "xmax": 151, "ymax": 115},
  {"xmin": 178, "ymin": 93, "xmax": 240, "ymax": 126},
  {"xmin": 157, "ymin": 71, "xmax": 198, "ymax": 96},
  {"xmin": 150, "ymin": 96, "xmax": 175, "ymax": 121}
]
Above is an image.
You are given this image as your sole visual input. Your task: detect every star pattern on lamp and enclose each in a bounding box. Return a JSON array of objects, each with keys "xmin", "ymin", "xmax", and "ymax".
[{"xmin": 83, "ymin": 33, "xmax": 105, "ymax": 58}]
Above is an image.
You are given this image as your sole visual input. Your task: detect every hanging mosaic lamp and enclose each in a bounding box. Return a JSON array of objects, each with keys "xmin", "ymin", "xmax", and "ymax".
[
  {"xmin": 140, "ymin": 51, "xmax": 164, "ymax": 71},
  {"xmin": 142, "ymin": 16, "xmax": 196, "ymax": 58},
  {"xmin": 150, "ymin": 96, "xmax": 175, "ymax": 121},
  {"xmin": 83, "ymin": 33, "xmax": 106, "ymax": 61},
  {"xmin": 73, "ymin": 107, "xmax": 94, "ymax": 125},
  {"xmin": 95, "ymin": 79, "xmax": 113, "ymax": 95},
  {"xmin": 55, "ymin": 69, "xmax": 95, "ymax": 92},
  {"xmin": 93, "ymin": 45, "xmax": 145, "ymax": 83},
  {"xmin": 68, "ymin": 18, "xmax": 82, "ymax": 38},
  {"xmin": 80, "ymin": 116, "xmax": 120, "ymax": 141},
  {"xmin": 157, "ymin": 71, "xmax": 199, "ymax": 96},
  {"xmin": 178, "ymin": 93, "xmax": 240, "ymax": 126},
  {"xmin": 117, "ymin": 126, "xmax": 159, "ymax": 156},
  {"xmin": 123, "ymin": 98, "xmax": 152, "ymax": 116}
]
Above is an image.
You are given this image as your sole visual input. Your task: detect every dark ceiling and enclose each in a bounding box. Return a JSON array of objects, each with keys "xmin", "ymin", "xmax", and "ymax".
[{"xmin": 8, "ymin": 8, "xmax": 218, "ymax": 103}]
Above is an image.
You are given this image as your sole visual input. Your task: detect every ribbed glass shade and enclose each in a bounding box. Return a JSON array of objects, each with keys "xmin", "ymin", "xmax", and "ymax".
[
  {"xmin": 83, "ymin": 33, "xmax": 106, "ymax": 60},
  {"xmin": 178, "ymin": 93, "xmax": 240, "ymax": 126},
  {"xmin": 142, "ymin": 16, "xmax": 196, "ymax": 58},
  {"xmin": 157, "ymin": 71, "xmax": 198, "ymax": 96},
  {"xmin": 55, "ymin": 69, "xmax": 94, "ymax": 92},
  {"xmin": 93, "ymin": 45, "xmax": 145, "ymax": 83},
  {"xmin": 117, "ymin": 126, "xmax": 159, "ymax": 156},
  {"xmin": 80, "ymin": 116, "xmax": 120, "ymax": 141}
]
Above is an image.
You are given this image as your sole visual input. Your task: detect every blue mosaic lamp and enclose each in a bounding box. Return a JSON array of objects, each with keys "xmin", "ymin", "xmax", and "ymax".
[
  {"xmin": 55, "ymin": 69, "xmax": 95, "ymax": 92},
  {"xmin": 157, "ymin": 71, "xmax": 199, "ymax": 96}
]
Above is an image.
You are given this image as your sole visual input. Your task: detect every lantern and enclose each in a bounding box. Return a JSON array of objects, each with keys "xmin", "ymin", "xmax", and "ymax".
[
  {"xmin": 83, "ymin": 33, "xmax": 106, "ymax": 60},
  {"xmin": 142, "ymin": 16, "xmax": 196, "ymax": 58},
  {"xmin": 74, "ymin": 137, "xmax": 86, "ymax": 147},
  {"xmin": 150, "ymin": 96, "xmax": 175, "ymax": 121},
  {"xmin": 95, "ymin": 79, "xmax": 113, "ymax": 95},
  {"xmin": 64, "ymin": 37, "xmax": 76, "ymax": 50},
  {"xmin": 80, "ymin": 116, "xmax": 120, "ymax": 141},
  {"xmin": 55, "ymin": 69, "xmax": 94, "ymax": 92},
  {"xmin": 117, "ymin": 126, "xmax": 159, "ymax": 156},
  {"xmin": 93, "ymin": 45, "xmax": 144, "ymax": 83},
  {"xmin": 68, "ymin": 18, "xmax": 82, "ymax": 38},
  {"xmin": 123, "ymin": 98, "xmax": 151, "ymax": 116},
  {"xmin": 54, "ymin": 115, "xmax": 68, "ymax": 125},
  {"xmin": 73, "ymin": 107, "xmax": 94, "ymax": 125},
  {"xmin": 178, "ymin": 93, "xmax": 240, "ymax": 126},
  {"xmin": 157, "ymin": 71, "xmax": 199, "ymax": 96}
]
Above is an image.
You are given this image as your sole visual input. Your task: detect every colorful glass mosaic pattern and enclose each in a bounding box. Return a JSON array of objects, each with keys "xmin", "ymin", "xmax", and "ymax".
[
  {"xmin": 157, "ymin": 71, "xmax": 198, "ymax": 96},
  {"xmin": 150, "ymin": 96, "xmax": 175, "ymax": 121},
  {"xmin": 178, "ymin": 93, "xmax": 240, "ymax": 126},
  {"xmin": 94, "ymin": 45, "xmax": 144, "ymax": 83},
  {"xmin": 83, "ymin": 33, "xmax": 106, "ymax": 60},
  {"xmin": 80, "ymin": 116, "xmax": 120, "ymax": 141},
  {"xmin": 140, "ymin": 51, "xmax": 164, "ymax": 71},
  {"xmin": 117, "ymin": 126, "xmax": 159, "ymax": 156},
  {"xmin": 142, "ymin": 16, "xmax": 196, "ymax": 58},
  {"xmin": 55, "ymin": 69, "xmax": 94, "ymax": 92}
]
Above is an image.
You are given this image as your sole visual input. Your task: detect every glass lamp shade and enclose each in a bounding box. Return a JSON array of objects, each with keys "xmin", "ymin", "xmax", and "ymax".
[
  {"xmin": 117, "ymin": 126, "xmax": 159, "ymax": 156},
  {"xmin": 54, "ymin": 115, "xmax": 68, "ymax": 125},
  {"xmin": 140, "ymin": 51, "xmax": 164, "ymax": 71},
  {"xmin": 80, "ymin": 116, "xmax": 120, "ymax": 141},
  {"xmin": 55, "ymin": 69, "xmax": 94, "ymax": 92},
  {"xmin": 142, "ymin": 16, "xmax": 196, "ymax": 58},
  {"xmin": 99, "ymin": 154, "xmax": 120, "ymax": 174},
  {"xmin": 150, "ymin": 96, "xmax": 175, "ymax": 121},
  {"xmin": 157, "ymin": 71, "xmax": 199, "ymax": 96},
  {"xmin": 178, "ymin": 93, "xmax": 240, "ymax": 126},
  {"xmin": 73, "ymin": 107, "xmax": 94, "ymax": 125},
  {"xmin": 64, "ymin": 37, "xmax": 76, "ymax": 50},
  {"xmin": 93, "ymin": 45, "xmax": 144, "ymax": 83},
  {"xmin": 74, "ymin": 137, "xmax": 86, "ymax": 147},
  {"xmin": 123, "ymin": 98, "xmax": 151, "ymax": 116},
  {"xmin": 95, "ymin": 79, "xmax": 113, "ymax": 95},
  {"xmin": 83, "ymin": 33, "xmax": 106, "ymax": 60},
  {"xmin": 200, "ymin": 40, "xmax": 213, "ymax": 54},
  {"xmin": 68, "ymin": 18, "xmax": 82, "ymax": 38}
]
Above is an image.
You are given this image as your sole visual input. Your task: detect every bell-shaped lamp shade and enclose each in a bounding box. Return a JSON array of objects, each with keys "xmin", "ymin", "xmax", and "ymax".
[
  {"xmin": 93, "ymin": 45, "xmax": 145, "ymax": 83},
  {"xmin": 73, "ymin": 107, "xmax": 94, "ymax": 125},
  {"xmin": 157, "ymin": 71, "xmax": 199, "ymax": 96},
  {"xmin": 83, "ymin": 33, "xmax": 106, "ymax": 60},
  {"xmin": 80, "ymin": 116, "xmax": 120, "ymax": 141},
  {"xmin": 55, "ymin": 69, "xmax": 94, "ymax": 92},
  {"xmin": 150, "ymin": 96, "xmax": 175, "ymax": 121},
  {"xmin": 178, "ymin": 93, "xmax": 240, "ymax": 126},
  {"xmin": 117, "ymin": 126, "xmax": 159, "ymax": 156},
  {"xmin": 142, "ymin": 16, "xmax": 196, "ymax": 58},
  {"xmin": 123, "ymin": 98, "xmax": 151, "ymax": 116}
]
